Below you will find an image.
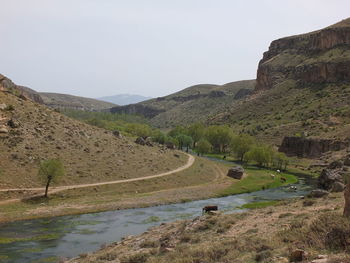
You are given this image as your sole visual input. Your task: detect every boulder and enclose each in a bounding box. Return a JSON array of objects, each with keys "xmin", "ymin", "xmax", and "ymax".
[
  {"xmin": 308, "ymin": 189, "xmax": 329, "ymax": 198},
  {"xmin": 135, "ymin": 137, "xmax": 146, "ymax": 145},
  {"xmin": 112, "ymin": 130, "xmax": 122, "ymax": 138},
  {"xmin": 7, "ymin": 119, "xmax": 19, "ymax": 128},
  {"xmin": 327, "ymin": 160, "xmax": 343, "ymax": 169},
  {"xmin": 227, "ymin": 166, "xmax": 244, "ymax": 179},
  {"xmin": 290, "ymin": 249, "xmax": 307, "ymax": 262},
  {"xmin": 318, "ymin": 168, "xmax": 343, "ymax": 190},
  {"xmin": 165, "ymin": 142, "xmax": 175, "ymax": 149},
  {"xmin": 0, "ymin": 103, "xmax": 6, "ymax": 110},
  {"xmin": 0, "ymin": 126, "xmax": 8, "ymax": 133},
  {"xmin": 344, "ymin": 157, "xmax": 350, "ymax": 166},
  {"xmin": 331, "ymin": 182, "xmax": 345, "ymax": 192}
]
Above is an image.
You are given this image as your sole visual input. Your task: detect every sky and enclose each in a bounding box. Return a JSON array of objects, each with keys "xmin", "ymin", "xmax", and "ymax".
[{"xmin": 0, "ymin": 1, "xmax": 349, "ymax": 98}]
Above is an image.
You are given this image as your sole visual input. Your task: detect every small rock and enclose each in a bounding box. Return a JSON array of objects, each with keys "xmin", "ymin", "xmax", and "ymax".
[
  {"xmin": 0, "ymin": 126, "xmax": 8, "ymax": 133},
  {"xmin": 7, "ymin": 119, "xmax": 19, "ymax": 128},
  {"xmin": 344, "ymin": 158, "xmax": 350, "ymax": 166},
  {"xmin": 0, "ymin": 103, "xmax": 6, "ymax": 110},
  {"xmin": 308, "ymin": 189, "xmax": 329, "ymax": 198},
  {"xmin": 227, "ymin": 166, "xmax": 244, "ymax": 179},
  {"xmin": 328, "ymin": 160, "xmax": 343, "ymax": 169},
  {"xmin": 290, "ymin": 249, "xmax": 307, "ymax": 262},
  {"xmin": 135, "ymin": 137, "xmax": 146, "ymax": 145},
  {"xmin": 112, "ymin": 130, "xmax": 122, "ymax": 138},
  {"xmin": 331, "ymin": 181, "xmax": 345, "ymax": 192}
]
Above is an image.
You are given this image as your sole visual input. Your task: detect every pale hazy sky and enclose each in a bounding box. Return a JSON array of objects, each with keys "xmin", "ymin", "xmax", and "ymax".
[{"xmin": 0, "ymin": 0, "xmax": 349, "ymax": 98}]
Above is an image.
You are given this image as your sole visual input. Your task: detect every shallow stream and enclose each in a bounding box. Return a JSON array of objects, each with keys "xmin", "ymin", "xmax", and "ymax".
[{"xmin": 0, "ymin": 160, "xmax": 317, "ymax": 263}]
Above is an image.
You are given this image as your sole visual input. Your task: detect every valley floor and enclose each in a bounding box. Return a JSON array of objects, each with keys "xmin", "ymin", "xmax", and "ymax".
[{"xmin": 68, "ymin": 192, "xmax": 350, "ymax": 263}]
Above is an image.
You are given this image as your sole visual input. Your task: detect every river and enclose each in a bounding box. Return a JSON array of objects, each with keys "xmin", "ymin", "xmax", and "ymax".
[{"xmin": 0, "ymin": 161, "xmax": 317, "ymax": 263}]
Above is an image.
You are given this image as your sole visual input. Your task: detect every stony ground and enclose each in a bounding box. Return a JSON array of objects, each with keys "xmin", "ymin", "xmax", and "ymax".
[{"xmin": 0, "ymin": 91, "xmax": 185, "ymax": 189}]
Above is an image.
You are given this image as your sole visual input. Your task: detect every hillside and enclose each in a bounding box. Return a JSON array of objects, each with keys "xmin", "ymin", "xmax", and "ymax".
[
  {"xmin": 110, "ymin": 80, "xmax": 255, "ymax": 128},
  {"xmin": 98, "ymin": 94, "xmax": 152, "ymax": 105},
  {"xmin": 0, "ymin": 75, "xmax": 185, "ymax": 189},
  {"xmin": 210, "ymin": 18, "xmax": 350, "ymax": 145},
  {"xmin": 39, "ymin": 92, "xmax": 116, "ymax": 111}
]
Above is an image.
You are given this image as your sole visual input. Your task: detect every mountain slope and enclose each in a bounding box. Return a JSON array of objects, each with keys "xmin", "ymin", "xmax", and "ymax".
[
  {"xmin": 98, "ymin": 94, "xmax": 152, "ymax": 105},
  {"xmin": 210, "ymin": 18, "xmax": 350, "ymax": 144},
  {"xmin": 39, "ymin": 92, "xmax": 116, "ymax": 111},
  {"xmin": 0, "ymin": 75, "xmax": 185, "ymax": 189},
  {"xmin": 110, "ymin": 80, "xmax": 255, "ymax": 128}
]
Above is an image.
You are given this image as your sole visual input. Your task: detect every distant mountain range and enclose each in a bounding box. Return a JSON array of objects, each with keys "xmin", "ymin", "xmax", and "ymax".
[{"xmin": 98, "ymin": 94, "xmax": 152, "ymax": 105}]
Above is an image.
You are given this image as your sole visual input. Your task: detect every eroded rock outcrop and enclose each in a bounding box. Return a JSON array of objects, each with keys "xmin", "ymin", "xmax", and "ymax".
[
  {"xmin": 0, "ymin": 74, "xmax": 44, "ymax": 104},
  {"xmin": 279, "ymin": 136, "xmax": 349, "ymax": 158},
  {"xmin": 255, "ymin": 18, "xmax": 350, "ymax": 92}
]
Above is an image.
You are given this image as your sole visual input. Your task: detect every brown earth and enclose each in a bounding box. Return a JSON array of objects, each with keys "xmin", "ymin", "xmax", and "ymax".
[{"xmin": 0, "ymin": 82, "xmax": 186, "ymax": 189}]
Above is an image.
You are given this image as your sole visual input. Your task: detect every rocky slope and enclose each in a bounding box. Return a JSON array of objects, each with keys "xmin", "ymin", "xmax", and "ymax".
[
  {"xmin": 69, "ymin": 193, "xmax": 350, "ymax": 263},
  {"xmin": 39, "ymin": 92, "xmax": 116, "ymax": 111},
  {"xmin": 110, "ymin": 80, "xmax": 255, "ymax": 128},
  {"xmin": 210, "ymin": 18, "xmax": 350, "ymax": 146},
  {"xmin": 0, "ymin": 74, "xmax": 185, "ymax": 189}
]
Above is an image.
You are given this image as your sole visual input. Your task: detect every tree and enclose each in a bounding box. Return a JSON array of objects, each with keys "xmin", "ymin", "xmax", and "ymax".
[
  {"xmin": 272, "ymin": 152, "xmax": 289, "ymax": 170},
  {"xmin": 205, "ymin": 125, "xmax": 234, "ymax": 153},
  {"xmin": 125, "ymin": 123, "xmax": 153, "ymax": 138},
  {"xmin": 168, "ymin": 126, "xmax": 187, "ymax": 138},
  {"xmin": 38, "ymin": 159, "xmax": 64, "ymax": 198},
  {"xmin": 244, "ymin": 145, "xmax": 273, "ymax": 167},
  {"xmin": 188, "ymin": 123, "xmax": 205, "ymax": 148},
  {"xmin": 231, "ymin": 134, "xmax": 255, "ymax": 161},
  {"xmin": 176, "ymin": 134, "xmax": 193, "ymax": 152},
  {"xmin": 196, "ymin": 139, "xmax": 212, "ymax": 156}
]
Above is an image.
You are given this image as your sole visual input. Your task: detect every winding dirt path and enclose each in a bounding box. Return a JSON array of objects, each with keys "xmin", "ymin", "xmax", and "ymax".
[{"xmin": 0, "ymin": 153, "xmax": 195, "ymax": 205}]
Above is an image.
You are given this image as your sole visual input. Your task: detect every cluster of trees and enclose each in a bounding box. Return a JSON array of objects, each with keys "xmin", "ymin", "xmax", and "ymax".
[
  {"xmin": 62, "ymin": 110, "xmax": 289, "ymax": 170},
  {"xmin": 151, "ymin": 123, "xmax": 289, "ymax": 170}
]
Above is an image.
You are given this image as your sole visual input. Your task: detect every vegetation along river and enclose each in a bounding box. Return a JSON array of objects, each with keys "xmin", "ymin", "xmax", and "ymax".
[{"xmin": 0, "ymin": 159, "xmax": 317, "ymax": 263}]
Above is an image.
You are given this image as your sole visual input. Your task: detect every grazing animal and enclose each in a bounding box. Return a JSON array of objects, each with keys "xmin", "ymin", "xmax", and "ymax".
[
  {"xmin": 202, "ymin": 205, "xmax": 218, "ymax": 215},
  {"xmin": 276, "ymin": 169, "xmax": 281, "ymax": 173},
  {"xmin": 270, "ymin": 174, "xmax": 275, "ymax": 179},
  {"xmin": 280, "ymin": 177, "xmax": 286, "ymax": 183},
  {"xmin": 223, "ymin": 156, "xmax": 226, "ymax": 160}
]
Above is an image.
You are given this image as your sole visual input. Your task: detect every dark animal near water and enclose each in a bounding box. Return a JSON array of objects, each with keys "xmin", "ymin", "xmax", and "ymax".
[
  {"xmin": 280, "ymin": 177, "xmax": 286, "ymax": 183},
  {"xmin": 202, "ymin": 205, "xmax": 218, "ymax": 215}
]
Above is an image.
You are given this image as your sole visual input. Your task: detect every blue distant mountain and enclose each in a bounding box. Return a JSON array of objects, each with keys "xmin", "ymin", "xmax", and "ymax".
[{"xmin": 97, "ymin": 94, "xmax": 152, "ymax": 105}]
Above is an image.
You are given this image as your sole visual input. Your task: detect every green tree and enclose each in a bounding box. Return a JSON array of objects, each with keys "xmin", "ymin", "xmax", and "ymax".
[
  {"xmin": 125, "ymin": 123, "xmax": 153, "ymax": 138},
  {"xmin": 273, "ymin": 152, "xmax": 289, "ymax": 170},
  {"xmin": 188, "ymin": 123, "xmax": 205, "ymax": 148},
  {"xmin": 168, "ymin": 126, "xmax": 188, "ymax": 138},
  {"xmin": 38, "ymin": 159, "xmax": 64, "ymax": 198},
  {"xmin": 205, "ymin": 125, "xmax": 234, "ymax": 153},
  {"xmin": 176, "ymin": 134, "xmax": 193, "ymax": 152},
  {"xmin": 231, "ymin": 134, "xmax": 255, "ymax": 161},
  {"xmin": 245, "ymin": 145, "xmax": 273, "ymax": 167},
  {"xmin": 196, "ymin": 139, "xmax": 212, "ymax": 156}
]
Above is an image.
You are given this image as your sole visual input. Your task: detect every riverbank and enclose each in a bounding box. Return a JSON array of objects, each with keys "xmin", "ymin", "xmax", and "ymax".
[
  {"xmin": 0, "ymin": 155, "xmax": 301, "ymax": 223},
  {"xmin": 69, "ymin": 192, "xmax": 349, "ymax": 263}
]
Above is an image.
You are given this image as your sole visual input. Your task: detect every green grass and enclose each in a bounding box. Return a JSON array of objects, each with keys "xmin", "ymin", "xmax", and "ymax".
[
  {"xmin": 241, "ymin": 200, "xmax": 280, "ymax": 209},
  {"xmin": 219, "ymin": 167, "xmax": 298, "ymax": 196}
]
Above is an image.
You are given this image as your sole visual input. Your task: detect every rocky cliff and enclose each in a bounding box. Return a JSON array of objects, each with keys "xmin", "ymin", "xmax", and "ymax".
[
  {"xmin": 0, "ymin": 74, "xmax": 44, "ymax": 104},
  {"xmin": 279, "ymin": 136, "xmax": 349, "ymax": 158},
  {"xmin": 256, "ymin": 18, "xmax": 350, "ymax": 91}
]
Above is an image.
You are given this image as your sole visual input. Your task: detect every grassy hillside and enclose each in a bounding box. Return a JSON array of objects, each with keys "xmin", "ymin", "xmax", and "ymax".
[
  {"xmin": 0, "ymin": 89, "xmax": 185, "ymax": 189},
  {"xmin": 210, "ymin": 18, "xmax": 350, "ymax": 145},
  {"xmin": 39, "ymin": 92, "xmax": 116, "ymax": 111},
  {"xmin": 110, "ymin": 80, "xmax": 255, "ymax": 128}
]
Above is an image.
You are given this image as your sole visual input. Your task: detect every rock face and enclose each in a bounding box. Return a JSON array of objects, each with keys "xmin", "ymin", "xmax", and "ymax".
[
  {"xmin": 279, "ymin": 136, "xmax": 348, "ymax": 158},
  {"xmin": 0, "ymin": 74, "xmax": 44, "ymax": 104},
  {"xmin": 255, "ymin": 18, "xmax": 350, "ymax": 92},
  {"xmin": 318, "ymin": 168, "xmax": 344, "ymax": 190},
  {"xmin": 110, "ymin": 104, "xmax": 165, "ymax": 119},
  {"xmin": 227, "ymin": 166, "xmax": 244, "ymax": 179}
]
